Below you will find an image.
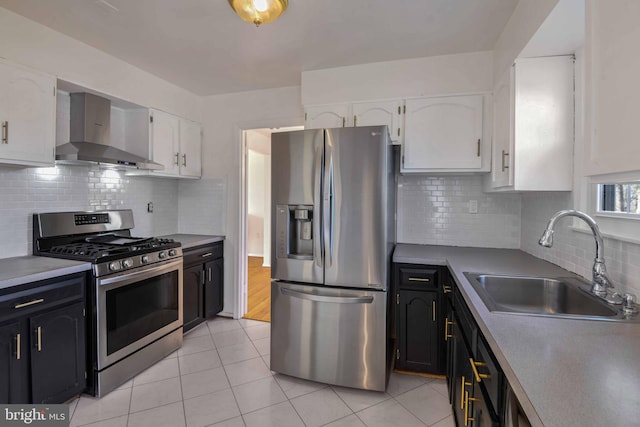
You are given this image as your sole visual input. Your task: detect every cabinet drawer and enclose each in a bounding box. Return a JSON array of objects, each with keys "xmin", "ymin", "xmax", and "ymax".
[
  {"xmin": 183, "ymin": 243, "xmax": 223, "ymax": 266},
  {"xmin": 474, "ymin": 335, "xmax": 502, "ymax": 415},
  {"xmin": 399, "ymin": 267, "xmax": 438, "ymax": 290},
  {"xmin": 0, "ymin": 274, "xmax": 85, "ymax": 322}
]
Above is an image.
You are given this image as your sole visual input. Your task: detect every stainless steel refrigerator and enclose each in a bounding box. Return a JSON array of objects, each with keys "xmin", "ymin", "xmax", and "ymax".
[{"xmin": 270, "ymin": 126, "xmax": 395, "ymax": 391}]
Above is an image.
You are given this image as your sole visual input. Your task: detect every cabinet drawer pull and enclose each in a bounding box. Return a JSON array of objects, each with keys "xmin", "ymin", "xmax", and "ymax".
[
  {"xmin": 464, "ymin": 391, "xmax": 478, "ymax": 426},
  {"xmin": 461, "ymin": 375, "xmax": 471, "ymax": 409},
  {"xmin": 470, "ymin": 358, "xmax": 490, "ymax": 382},
  {"xmin": 182, "ymin": 153, "xmax": 187, "ymax": 167},
  {"xmin": 15, "ymin": 334, "xmax": 20, "ymax": 360},
  {"xmin": 501, "ymin": 150, "xmax": 510, "ymax": 172},
  {"xmin": 443, "ymin": 285, "xmax": 452, "ymax": 294},
  {"xmin": 174, "ymin": 152, "xmax": 180, "ymax": 166},
  {"xmin": 2, "ymin": 121, "xmax": 7, "ymax": 144},
  {"xmin": 14, "ymin": 298, "xmax": 45, "ymax": 309},
  {"xmin": 444, "ymin": 318, "xmax": 454, "ymax": 341},
  {"xmin": 201, "ymin": 252, "xmax": 213, "ymax": 258},
  {"xmin": 36, "ymin": 326, "xmax": 42, "ymax": 352},
  {"xmin": 477, "ymin": 138, "xmax": 481, "ymax": 157},
  {"xmin": 408, "ymin": 277, "xmax": 430, "ymax": 282},
  {"xmin": 353, "ymin": 115, "xmax": 357, "ymax": 127},
  {"xmin": 208, "ymin": 267, "xmax": 212, "ymax": 282},
  {"xmin": 432, "ymin": 301, "xmax": 436, "ymax": 321}
]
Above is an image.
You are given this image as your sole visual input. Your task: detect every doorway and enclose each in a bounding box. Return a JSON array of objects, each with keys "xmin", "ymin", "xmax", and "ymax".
[{"xmin": 242, "ymin": 126, "xmax": 303, "ymax": 322}]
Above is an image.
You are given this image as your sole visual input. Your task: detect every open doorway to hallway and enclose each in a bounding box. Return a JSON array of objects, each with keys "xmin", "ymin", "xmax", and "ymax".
[{"xmin": 243, "ymin": 126, "xmax": 302, "ymax": 322}]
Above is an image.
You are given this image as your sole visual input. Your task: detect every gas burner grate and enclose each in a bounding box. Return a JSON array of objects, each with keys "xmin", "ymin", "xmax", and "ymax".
[{"xmin": 50, "ymin": 242, "xmax": 124, "ymax": 258}]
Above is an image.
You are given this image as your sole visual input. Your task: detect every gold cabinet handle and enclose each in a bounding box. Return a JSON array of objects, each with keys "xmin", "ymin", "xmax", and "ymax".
[
  {"xmin": 174, "ymin": 152, "xmax": 179, "ymax": 166},
  {"xmin": 432, "ymin": 301, "xmax": 436, "ymax": 321},
  {"xmin": 14, "ymin": 298, "xmax": 44, "ymax": 309},
  {"xmin": 501, "ymin": 150, "xmax": 510, "ymax": 172},
  {"xmin": 444, "ymin": 318, "xmax": 454, "ymax": 341},
  {"xmin": 464, "ymin": 391, "xmax": 478, "ymax": 426},
  {"xmin": 182, "ymin": 153, "xmax": 187, "ymax": 167},
  {"xmin": 201, "ymin": 252, "xmax": 213, "ymax": 258},
  {"xmin": 1, "ymin": 121, "xmax": 7, "ymax": 144},
  {"xmin": 36, "ymin": 326, "xmax": 42, "ymax": 352},
  {"xmin": 461, "ymin": 375, "xmax": 472, "ymax": 409},
  {"xmin": 208, "ymin": 267, "xmax": 212, "ymax": 282},
  {"xmin": 15, "ymin": 334, "xmax": 20, "ymax": 360},
  {"xmin": 470, "ymin": 358, "xmax": 490, "ymax": 382},
  {"xmin": 408, "ymin": 277, "xmax": 430, "ymax": 282},
  {"xmin": 443, "ymin": 285, "xmax": 452, "ymax": 294}
]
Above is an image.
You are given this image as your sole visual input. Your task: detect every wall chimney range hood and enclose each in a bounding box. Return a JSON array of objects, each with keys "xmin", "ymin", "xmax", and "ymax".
[{"xmin": 55, "ymin": 92, "xmax": 163, "ymax": 170}]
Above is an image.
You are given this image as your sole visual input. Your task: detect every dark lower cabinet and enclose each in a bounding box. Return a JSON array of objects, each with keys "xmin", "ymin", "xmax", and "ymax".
[
  {"xmin": 30, "ymin": 302, "xmax": 86, "ymax": 404},
  {"xmin": 183, "ymin": 242, "xmax": 224, "ymax": 333},
  {"xmin": 0, "ymin": 272, "xmax": 86, "ymax": 404},
  {"xmin": 397, "ymin": 290, "xmax": 439, "ymax": 372}
]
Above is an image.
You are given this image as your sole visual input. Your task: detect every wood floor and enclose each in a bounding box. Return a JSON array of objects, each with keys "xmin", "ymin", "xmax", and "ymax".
[{"xmin": 244, "ymin": 256, "xmax": 271, "ymax": 322}]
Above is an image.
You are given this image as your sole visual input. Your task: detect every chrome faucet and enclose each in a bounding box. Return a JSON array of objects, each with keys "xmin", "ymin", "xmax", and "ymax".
[{"xmin": 538, "ymin": 209, "xmax": 617, "ymax": 301}]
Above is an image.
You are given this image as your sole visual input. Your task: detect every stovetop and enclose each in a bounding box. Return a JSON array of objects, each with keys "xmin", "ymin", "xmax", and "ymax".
[{"xmin": 42, "ymin": 238, "xmax": 180, "ymax": 263}]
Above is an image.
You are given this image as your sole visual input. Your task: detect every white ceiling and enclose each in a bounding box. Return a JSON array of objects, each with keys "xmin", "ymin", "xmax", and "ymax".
[{"xmin": 0, "ymin": 0, "xmax": 519, "ymax": 96}]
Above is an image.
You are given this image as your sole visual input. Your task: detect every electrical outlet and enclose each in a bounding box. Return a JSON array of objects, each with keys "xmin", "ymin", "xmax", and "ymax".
[
  {"xmin": 469, "ymin": 200, "xmax": 478, "ymax": 214},
  {"xmin": 147, "ymin": 202, "xmax": 153, "ymax": 213}
]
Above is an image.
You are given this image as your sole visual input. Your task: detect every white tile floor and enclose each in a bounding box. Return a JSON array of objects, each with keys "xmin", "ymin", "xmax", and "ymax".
[{"xmin": 68, "ymin": 317, "xmax": 454, "ymax": 427}]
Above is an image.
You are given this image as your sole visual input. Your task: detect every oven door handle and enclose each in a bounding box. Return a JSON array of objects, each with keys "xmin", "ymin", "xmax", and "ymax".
[{"xmin": 97, "ymin": 259, "xmax": 183, "ymax": 290}]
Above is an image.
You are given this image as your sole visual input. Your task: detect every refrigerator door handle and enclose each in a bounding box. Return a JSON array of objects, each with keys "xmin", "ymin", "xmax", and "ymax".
[
  {"xmin": 281, "ymin": 287, "xmax": 374, "ymax": 304},
  {"xmin": 314, "ymin": 144, "xmax": 323, "ymax": 268},
  {"xmin": 324, "ymin": 143, "xmax": 334, "ymax": 268}
]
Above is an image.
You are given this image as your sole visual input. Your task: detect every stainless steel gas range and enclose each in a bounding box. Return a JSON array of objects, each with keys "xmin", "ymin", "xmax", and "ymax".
[{"xmin": 33, "ymin": 210, "xmax": 183, "ymax": 397}]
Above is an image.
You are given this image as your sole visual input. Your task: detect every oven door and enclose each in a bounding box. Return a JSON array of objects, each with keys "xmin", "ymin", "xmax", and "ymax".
[{"xmin": 96, "ymin": 258, "xmax": 183, "ymax": 370}]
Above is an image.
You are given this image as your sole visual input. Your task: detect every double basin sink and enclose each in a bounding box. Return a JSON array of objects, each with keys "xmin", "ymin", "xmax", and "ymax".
[{"xmin": 464, "ymin": 273, "xmax": 637, "ymax": 322}]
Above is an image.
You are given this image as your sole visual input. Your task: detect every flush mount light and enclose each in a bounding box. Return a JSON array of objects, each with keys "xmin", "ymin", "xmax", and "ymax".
[{"xmin": 228, "ymin": 0, "xmax": 288, "ymax": 27}]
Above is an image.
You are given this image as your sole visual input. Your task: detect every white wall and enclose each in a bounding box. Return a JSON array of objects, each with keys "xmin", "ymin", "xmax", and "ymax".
[
  {"xmin": 247, "ymin": 149, "xmax": 266, "ymax": 257},
  {"xmin": 302, "ymin": 51, "xmax": 493, "ymax": 105},
  {"xmin": 0, "ymin": 7, "xmax": 201, "ymax": 121},
  {"xmin": 180, "ymin": 86, "xmax": 304, "ymax": 317}
]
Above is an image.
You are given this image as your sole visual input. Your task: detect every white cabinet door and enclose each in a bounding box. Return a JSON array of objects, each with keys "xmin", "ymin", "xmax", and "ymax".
[
  {"xmin": 403, "ymin": 95, "xmax": 483, "ymax": 171},
  {"xmin": 179, "ymin": 119, "xmax": 201, "ymax": 178},
  {"xmin": 0, "ymin": 59, "xmax": 55, "ymax": 167},
  {"xmin": 491, "ymin": 66, "xmax": 514, "ymax": 188},
  {"xmin": 586, "ymin": 0, "xmax": 640, "ymax": 176},
  {"xmin": 352, "ymin": 100, "xmax": 403, "ymax": 144},
  {"xmin": 150, "ymin": 109, "xmax": 180, "ymax": 177},
  {"xmin": 305, "ymin": 104, "xmax": 350, "ymax": 129}
]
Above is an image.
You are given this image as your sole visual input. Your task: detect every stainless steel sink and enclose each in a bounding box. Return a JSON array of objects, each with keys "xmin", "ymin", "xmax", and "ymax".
[{"xmin": 464, "ymin": 273, "xmax": 636, "ymax": 321}]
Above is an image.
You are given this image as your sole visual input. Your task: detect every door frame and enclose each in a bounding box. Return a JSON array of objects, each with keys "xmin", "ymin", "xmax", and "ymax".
[{"xmin": 235, "ymin": 119, "xmax": 303, "ymax": 319}]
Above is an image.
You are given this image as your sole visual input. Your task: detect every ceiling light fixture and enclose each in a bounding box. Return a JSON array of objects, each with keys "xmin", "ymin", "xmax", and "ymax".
[{"xmin": 228, "ymin": 0, "xmax": 288, "ymax": 27}]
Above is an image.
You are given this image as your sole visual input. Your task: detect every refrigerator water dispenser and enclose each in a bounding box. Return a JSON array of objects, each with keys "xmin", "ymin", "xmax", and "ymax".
[{"xmin": 276, "ymin": 204, "xmax": 314, "ymax": 260}]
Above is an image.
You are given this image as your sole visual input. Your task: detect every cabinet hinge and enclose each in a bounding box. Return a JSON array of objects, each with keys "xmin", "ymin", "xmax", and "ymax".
[{"xmin": 396, "ymin": 349, "xmax": 400, "ymax": 360}]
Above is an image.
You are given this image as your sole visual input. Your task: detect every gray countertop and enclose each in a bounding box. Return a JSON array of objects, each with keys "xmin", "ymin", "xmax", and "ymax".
[
  {"xmin": 159, "ymin": 234, "xmax": 224, "ymax": 250},
  {"xmin": 394, "ymin": 244, "xmax": 640, "ymax": 427},
  {"xmin": 0, "ymin": 256, "xmax": 91, "ymax": 291}
]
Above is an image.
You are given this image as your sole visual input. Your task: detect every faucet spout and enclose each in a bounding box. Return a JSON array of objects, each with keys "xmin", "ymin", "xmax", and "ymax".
[{"xmin": 538, "ymin": 209, "xmax": 613, "ymax": 298}]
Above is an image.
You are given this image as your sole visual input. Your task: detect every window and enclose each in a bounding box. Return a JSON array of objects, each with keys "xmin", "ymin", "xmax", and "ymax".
[{"xmin": 599, "ymin": 183, "xmax": 640, "ymax": 216}]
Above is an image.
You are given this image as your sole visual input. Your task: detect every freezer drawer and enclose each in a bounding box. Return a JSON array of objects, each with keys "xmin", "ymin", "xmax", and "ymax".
[{"xmin": 270, "ymin": 281, "xmax": 388, "ymax": 391}]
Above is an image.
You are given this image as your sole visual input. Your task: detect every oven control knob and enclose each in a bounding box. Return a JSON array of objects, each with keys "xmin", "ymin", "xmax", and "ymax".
[
  {"xmin": 159, "ymin": 251, "xmax": 167, "ymax": 259},
  {"xmin": 141, "ymin": 255, "xmax": 149, "ymax": 264},
  {"xmin": 109, "ymin": 262, "xmax": 121, "ymax": 271},
  {"xmin": 122, "ymin": 258, "xmax": 133, "ymax": 268},
  {"xmin": 168, "ymin": 249, "xmax": 177, "ymax": 257}
]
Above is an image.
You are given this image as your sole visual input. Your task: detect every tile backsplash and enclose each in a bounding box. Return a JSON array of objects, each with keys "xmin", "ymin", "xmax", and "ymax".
[
  {"xmin": 0, "ymin": 164, "xmax": 178, "ymax": 258},
  {"xmin": 520, "ymin": 192, "xmax": 640, "ymax": 296},
  {"xmin": 397, "ymin": 175, "xmax": 521, "ymax": 248}
]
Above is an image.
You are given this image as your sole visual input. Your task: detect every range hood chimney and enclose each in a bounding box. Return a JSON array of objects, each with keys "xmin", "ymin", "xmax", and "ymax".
[{"xmin": 55, "ymin": 93, "xmax": 163, "ymax": 170}]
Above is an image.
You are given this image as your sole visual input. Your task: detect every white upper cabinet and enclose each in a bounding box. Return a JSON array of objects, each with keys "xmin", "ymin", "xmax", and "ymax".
[
  {"xmin": 586, "ymin": 0, "xmax": 640, "ymax": 176},
  {"xmin": 489, "ymin": 56, "xmax": 574, "ymax": 191},
  {"xmin": 179, "ymin": 119, "xmax": 202, "ymax": 178},
  {"xmin": 402, "ymin": 95, "xmax": 483, "ymax": 172},
  {"xmin": 304, "ymin": 104, "xmax": 350, "ymax": 129},
  {"xmin": 352, "ymin": 100, "xmax": 403, "ymax": 144},
  {"xmin": 150, "ymin": 109, "xmax": 201, "ymax": 179},
  {"xmin": 0, "ymin": 59, "xmax": 56, "ymax": 167}
]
